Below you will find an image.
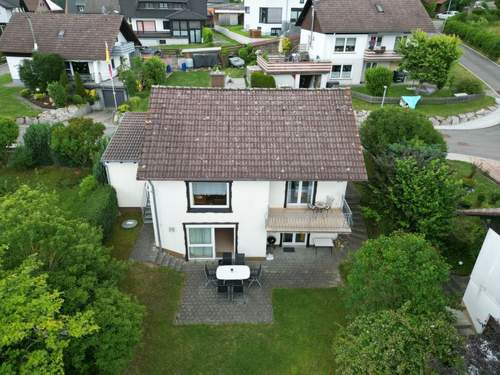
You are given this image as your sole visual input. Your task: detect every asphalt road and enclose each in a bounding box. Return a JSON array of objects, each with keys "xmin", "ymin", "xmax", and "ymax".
[
  {"xmin": 460, "ymin": 45, "xmax": 500, "ymax": 94},
  {"xmin": 441, "ymin": 126, "xmax": 500, "ymax": 161}
]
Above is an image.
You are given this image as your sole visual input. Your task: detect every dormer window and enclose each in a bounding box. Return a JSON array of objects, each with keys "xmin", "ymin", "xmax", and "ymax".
[{"xmin": 375, "ymin": 4, "xmax": 384, "ymax": 13}]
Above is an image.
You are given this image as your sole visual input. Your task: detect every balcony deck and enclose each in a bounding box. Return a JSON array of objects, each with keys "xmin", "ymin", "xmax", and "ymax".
[
  {"xmin": 257, "ymin": 55, "xmax": 332, "ymax": 75},
  {"xmin": 266, "ymin": 207, "xmax": 351, "ymax": 233},
  {"xmin": 363, "ymin": 49, "xmax": 402, "ymax": 62}
]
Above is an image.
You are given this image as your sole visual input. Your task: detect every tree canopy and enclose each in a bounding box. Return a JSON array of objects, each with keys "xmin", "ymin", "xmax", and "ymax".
[
  {"xmin": 19, "ymin": 52, "xmax": 65, "ymax": 92},
  {"xmin": 343, "ymin": 232, "xmax": 451, "ymax": 316}
]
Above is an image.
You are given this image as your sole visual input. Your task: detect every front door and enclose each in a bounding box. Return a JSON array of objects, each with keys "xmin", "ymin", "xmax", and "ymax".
[
  {"xmin": 189, "ymin": 28, "xmax": 201, "ymax": 43},
  {"xmin": 282, "ymin": 232, "xmax": 307, "ymax": 246},
  {"xmin": 186, "ymin": 225, "xmax": 235, "ymax": 260}
]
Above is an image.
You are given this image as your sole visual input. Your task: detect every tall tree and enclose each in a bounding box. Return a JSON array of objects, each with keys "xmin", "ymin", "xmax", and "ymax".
[{"xmin": 399, "ymin": 30, "xmax": 461, "ymax": 88}]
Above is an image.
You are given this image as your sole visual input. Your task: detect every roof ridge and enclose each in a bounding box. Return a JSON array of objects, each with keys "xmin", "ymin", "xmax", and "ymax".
[{"xmin": 151, "ymin": 85, "xmax": 351, "ymax": 92}]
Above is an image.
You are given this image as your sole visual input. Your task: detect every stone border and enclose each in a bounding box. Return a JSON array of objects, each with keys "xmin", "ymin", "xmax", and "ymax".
[
  {"xmin": 351, "ymin": 90, "xmax": 485, "ymax": 105},
  {"xmin": 16, "ymin": 103, "xmax": 92, "ymax": 125}
]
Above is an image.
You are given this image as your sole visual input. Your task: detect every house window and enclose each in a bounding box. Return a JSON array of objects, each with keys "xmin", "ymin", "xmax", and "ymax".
[
  {"xmin": 376, "ymin": 36, "xmax": 383, "ymax": 47},
  {"xmin": 245, "ymin": 6, "xmax": 250, "ymax": 14},
  {"xmin": 186, "ymin": 225, "xmax": 236, "ymax": 259},
  {"xmin": 300, "ymin": 0, "xmax": 304, "ymax": 3},
  {"xmin": 159, "ymin": 2, "xmax": 167, "ymax": 8},
  {"xmin": 188, "ymin": 182, "xmax": 231, "ymax": 211},
  {"xmin": 290, "ymin": 8, "xmax": 302, "ymax": 23},
  {"xmin": 159, "ymin": 39, "xmax": 166, "ymax": 44},
  {"xmin": 163, "ymin": 20, "xmax": 170, "ymax": 30},
  {"xmin": 172, "ymin": 20, "xmax": 188, "ymax": 37},
  {"xmin": 76, "ymin": 5, "xmax": 84, "ymax": 12},
  {"xmin": 71, "ymin": 61, "xmax": 90, "ymax": 75},
  {"xmin": 111, "ymin": 58, "xmax": 115, "ymax": 69},
  {"xmin": 270, "ymin": 27, "xmax": 281, "ymax": 36},
  {"xmin": 286, "ymin": 181, "xmax": 314, "ymax": 205},
  {"xmin": 259, "ymin": 7, "xmax": 282, "ymax": 23},
  {"xmin": 136, "ymin": 20, "xmax": 156, "ymax": 32},
  {"xmin": 282, "ymin": 232, "xmax": 307, "ymax": 245},
  {"xmin": 331, "ymin": 64, "xmax": 352, "ymax": 79},
  {"xmin": 366, "ymin": 62, "xmax": 377, "ymax": 69},
  {"xmin": 334, "ymin": 37, "xmax": 356, "ymax": 52},
  {"xmin": 187, "ymin": 227, "xmax": 213, "ymax": 258}
]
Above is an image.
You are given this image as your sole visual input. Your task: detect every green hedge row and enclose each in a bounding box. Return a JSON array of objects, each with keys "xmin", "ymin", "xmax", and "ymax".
[
  {"xmin": 444, "ymin": 18, "xmax": 500, "ymax": 61},
  {"xmin": 250, "ymin": 72, "xmax": 276, "ymax": 88}
]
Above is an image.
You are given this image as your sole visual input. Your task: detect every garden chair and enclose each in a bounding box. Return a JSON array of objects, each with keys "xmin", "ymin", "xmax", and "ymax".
[
  {"xmin": 235, "ymin": 253, "xmax": 245, "ymax": 265},
  {"xmin": 248, "ymin": 264, "xmax": 262, "ymax": 288},
  {"xmin": 204, "ymin": 264, "xmax": 217, "ymax": 288},
  {"xmin": 219, "ymin": 252, "xmax": 233, "ymax": 265}
]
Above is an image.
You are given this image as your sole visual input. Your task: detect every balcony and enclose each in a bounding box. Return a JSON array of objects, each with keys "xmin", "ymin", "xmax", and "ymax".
[
  {"xmin": 363, "ymin": 47, "xmax": 402, "ymax": 62},
  {"xmin": 111, "ymin": 41, "xmax": 136, "ymax": 56},
  {"xmin": 265, "ymin": 199, "xmax": 353, "ymax": 233},
  {"xmin": 256, "ymin": 54, "xmax": 332, "ymax": 75}
]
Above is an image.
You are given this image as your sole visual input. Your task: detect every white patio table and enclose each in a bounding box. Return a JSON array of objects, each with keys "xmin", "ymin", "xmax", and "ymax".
[
  {"xmin": 216, "ymin": 265, "xmax": 250, "ymax": 281},
  {"xmin": 313, "ymin": 237, "xmax": 336, "ymax": 256}
]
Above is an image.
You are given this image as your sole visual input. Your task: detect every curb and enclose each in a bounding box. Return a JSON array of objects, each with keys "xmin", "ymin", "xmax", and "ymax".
[{"xmin": 434, "ymin": 99, "xmax": 500, "ymax": 130}]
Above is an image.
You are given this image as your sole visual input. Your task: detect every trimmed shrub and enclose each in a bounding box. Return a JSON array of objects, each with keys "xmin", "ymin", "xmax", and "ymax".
[
  {"xmin": 282, "ymin": 37, "xmax": 292, "ymax": 55},
  {"xmin": 92, "ymin": 137, "xmax": 109, "ymax": 184},
  {"xmin": 33, "ymin": 93, "xmax": 45, "ymax": 101},
  {"xmin": 75, "ymin": 184, "xmax": 118, "ymax": 240},
  {"xmin": 20, "ymin": 88, "xmax": 31, "ymax": 98},
  {"xmin": 23, "ymin": 123, "xmax": 52, "ymax": 166},
  {"xmin": 59, "ymin": 70, "xmax": 69, "ymax": 88},
  {"xmin": 143, "ymin": 57, "xmax": 167, "ymax": 88},
  {"xmin": 238, "ymin": 44, "xmax": 256, "ymax": 64},
  {"xmin": 202, "ymin": 27, "xmax": 213, "ymax": 43},
  {"xmin": 118, "ymin": 69, "xmax": 138, "ymax": 96},
  {"xmin": 365, "ymin": 66, "xmax": 393, "ymax": 96},
  {"xmin": 128, "ymin": 96, "xmax": 142, "ymax": 109},
  {"xmin": 117, "ymin": 103, "xmax": 130, "ymax": 114},
  {"xmin": 250, "ymin": 72, "xmax": 276, "ymax": 88},
  {"xmin": 74, "ymin": 72, "xmax": 86, "ymax": 98},
  {"xmin": 72, "ymin": 94, "xmax": 85, "ymax": 105},
  {"xmin": 7, "ymin": 145, "xmax": 33, "ymax": 169},
  {"xmin": 0, "ymin": 117, "xmax": 19, "ymax": 158},
  {"xmin": 47, "ymin": 81, "xmax": 67, "ymax": 108},
  {"xmin": 450, "ymin": 75, "xmax": 484, "ymax": 94},
  {"xmin": 79, "ymin": 175, "xmax": 98, "ymax": 197},
  {"xmin": 18, "ymin": 52, "xmax": 65, "ymax": 92}
]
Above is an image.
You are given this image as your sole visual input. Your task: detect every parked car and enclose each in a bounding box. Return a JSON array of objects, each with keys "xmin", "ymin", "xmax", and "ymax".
[{"xmin": 436, "ymin": 11, "xmax": 459, "ymax": 20}]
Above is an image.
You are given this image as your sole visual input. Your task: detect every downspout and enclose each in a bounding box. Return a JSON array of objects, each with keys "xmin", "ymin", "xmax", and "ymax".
[
  {"xmin": 308, "ymin": 2, "xmax": 315, "ymax": 50},
  {"xmin": 148, "ymin": 180, "xmax": 163, "ymax": 251}
]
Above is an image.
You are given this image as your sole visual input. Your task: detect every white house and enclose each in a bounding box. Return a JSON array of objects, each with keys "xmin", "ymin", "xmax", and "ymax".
[
  {"xmin": 464, "ymin": 229, "xmax": 500, "ymax": 333},
  {"xmin": 0, "ymin": 13, "xmax": 141, "ymax": 107},
  {"xmin": 0, "ymin": 0, "xmax": 22, "ymax": 33},
  {"xmin": 256, "ymin": 0, "xmax": 435, "ymax": 88},
  {"xmin": 243, "ymin": 0, "xmax": 305, "ymax": 36},
  {"xmin": 102, "ymin": 87, "xmax": 367, "ymax": 261}
]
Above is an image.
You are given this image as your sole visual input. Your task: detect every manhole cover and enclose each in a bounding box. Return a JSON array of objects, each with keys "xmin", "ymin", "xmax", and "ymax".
[{"xmin": 121, "ymin": 219, "xmax": 138, "ymax": 229}]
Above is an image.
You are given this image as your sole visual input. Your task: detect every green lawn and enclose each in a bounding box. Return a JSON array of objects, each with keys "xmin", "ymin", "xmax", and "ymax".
[
  {"xmin": 223, "ymin": 67, "xmax": 245, "ymax": 78},
  {"xmin": 165, "ymin": 71, "xmax": 210, "ymax": 87},
  {"xmin": 0, "ymin": 74, "xmax": 41, "ymax": 119},
  {"xmin": 157, "ymin": 31, "xmax": 240, "ymax": 51},
  {"xmin": 486, "ymin": 20, "xmax": 500, "ymax": 35},
  {"xmin": 226, "ymin": 25, "xmax": 273, "ymax": 39}
]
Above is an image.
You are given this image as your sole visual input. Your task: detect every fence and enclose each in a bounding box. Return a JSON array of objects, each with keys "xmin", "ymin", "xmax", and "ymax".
[{"xmin": 351, "ymin": 91, "xmax": 485, "ymax": 105}]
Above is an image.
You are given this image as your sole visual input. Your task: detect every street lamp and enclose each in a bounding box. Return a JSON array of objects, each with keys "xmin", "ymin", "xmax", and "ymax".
[{"xmin": 381, "ymin": 85, "xmax": 388, "ymax": 107}]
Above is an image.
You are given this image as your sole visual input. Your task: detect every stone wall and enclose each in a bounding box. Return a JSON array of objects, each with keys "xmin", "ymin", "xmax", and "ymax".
[{"xmin": 16, "ymin": 104, "xmax": 92, "ymax": 126}]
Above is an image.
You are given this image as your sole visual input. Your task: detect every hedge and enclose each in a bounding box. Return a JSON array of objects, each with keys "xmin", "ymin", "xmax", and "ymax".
[
  {"xmin": 444, "ymin": 18, "xmax": 500, "ymax": 61},
  {"xmin": 250, "ymin": 72, "xmax": 276, "ymax": 88}
]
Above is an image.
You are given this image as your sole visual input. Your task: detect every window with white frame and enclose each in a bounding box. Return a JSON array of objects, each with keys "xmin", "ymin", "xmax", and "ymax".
[
  {"xmin": 259, "ymin": 7, "xmax": 282, "ymax": 23},
  {"xmin": 188, "ymin": 182, "xmax": 230, "ymax": 208},
  {"xmin": 334, "ymin": 37, "xmax": 356, "ymax": 52},
  {"xmin": 331, "ymin": 64, "xmax": 352, "ymax": 79},
  {"xmin": 290, "ymin": 8, "xmax": 302, "ymax": 23},
  {"xmin": 286, "ymin": 181, "xmax": 314, "ymax": 205}
]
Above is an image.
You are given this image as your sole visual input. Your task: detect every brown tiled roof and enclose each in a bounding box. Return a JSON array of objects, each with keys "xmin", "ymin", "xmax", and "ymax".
[
  {"xmin": 136, "ymin": 87, "xmax": 367, "ymax": 181},
  {"xmin": 0, "ymin": 13, "xmax": 139, "ymax": 60},
  {"xmin": 298, "ymin": 0, "xmax": 435, "ymax": 34},
  {"xmin": 102, "ymin": 112, "xmax": 147, "ymax": 162}
]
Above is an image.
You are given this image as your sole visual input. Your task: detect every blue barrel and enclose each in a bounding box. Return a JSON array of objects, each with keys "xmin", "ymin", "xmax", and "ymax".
[
  {"xmin": 166, "ymin": 64, "xmax": 172, "ymax": 73},
  {"xmin": 181, "ymin": 62, "xmax": 187, "ymax": 72}
]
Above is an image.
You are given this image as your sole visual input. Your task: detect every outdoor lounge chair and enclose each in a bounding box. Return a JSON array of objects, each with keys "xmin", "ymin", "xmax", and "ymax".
[
  {"xmin": 217, "ymin": 279, "xmax": 229, "ymax": 296},
  {"xmin": 231, "ymin": 280, "xmax": 244, "ymax": 300},
  {"xmin": 235, "ymin": 253, "xmax": 245, "ymax": 265},
  {"xmin": 248, "ymin": 264, "xmax": 262, "ymax": 288},
  {"xmin": 204, "ymin": 264, "xmax": 217, "ymax": 288}
]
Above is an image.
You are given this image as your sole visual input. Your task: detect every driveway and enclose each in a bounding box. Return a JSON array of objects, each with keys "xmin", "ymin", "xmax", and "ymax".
[
  {"xmin": 0, "ymin": 63, "xmax": 9, "ymax": 76},
  {"xmin": 460, "ymin": 45, "xmax": 500, "ymax": 94},
  {"xmin": 441, "ymin": 125, "xmax": 500, "ymax": 161}
]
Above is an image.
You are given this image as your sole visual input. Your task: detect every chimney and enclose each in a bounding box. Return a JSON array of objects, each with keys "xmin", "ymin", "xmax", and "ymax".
[{"xmin": 210, "ymin": 70, "xmax": 225, "ymax": 88}]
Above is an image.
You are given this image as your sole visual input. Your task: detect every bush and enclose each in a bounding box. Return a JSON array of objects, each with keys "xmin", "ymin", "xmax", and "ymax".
[
  {"xmin": 202, "ymin": 27, "xmax": 213, "ymax": 43},
  {"xmin": 23, "ymin": 123, "xmax": 52, "ymax": 166},
  {"xmin": 75, "ymin": 184, "xmax": 118, "ymax": 240},
  {"xmin": 117, "ymin": 103, "xmax": 130, "ymax": 113},
  {"xmin": 33, "ymin": 93, "xmax": 45, "ymax": 101},
  {"xmin": 74, "ymin": 72, "xmax": 86, "ymax": 98},
  {"xmin": 71, "ymin": 94, "xmax": 84, "ymax": 105},
  {"xmin": 59, "ymin": 70, "xmax": 69, "ymax": 88},
  {"xmin": 445, "ymin": 18, "xmax": 500, "ymax": 61},
  {"xmin": 251, "ymin": 72, "xmax": 276, "ymax": 88},
  {"xmin": 450, "ymin": 75, "xmax": 484, "ymax": 94},
  {"xmin": 128, "ymin": 96, "xmax": 142, "ymax": 109},
  {"xmin": 7, "ymin": 145, "xmax": 33, "ymax": 169},
  {"xmin": 143, "ymin": 57, "xmax": 167, "ymax": 88},
  {"xmin": 0, "ymin": 117, "xmax": 19, "ymax": 158},
  {"xmin": 79, "ymin": 175, "xmax": 98, "ymax": 197},
  {"xmin": 92, "ymin": 137, "xmax": 109, "ymax": 184},
  {"xmin": 360, "ymin": 107, "xmax": 447, "ymax": 155},
  {"xmin": 282, "ymin": 37, "xmax": 292, "ymax": 55},
  {"xmin": 47, "ymin": 81, "xmax": 67, "ymax": 108},
  {"xmin": 50, "ymin": 118, "xmax": 105, "ymax": 166},
  {"xmin": 365, "ymin": 66, "xmax": 392, "ymax": 96},
  {"xmin": 20, "ymin": 88, "xmax": 31, "ymax": 98},
  {"xmin": 18, "ymin": 52, "xmax": 65, "ymax": 92},
  {"xmin": 238, "ymin": 44, "xmax": 256, "ymax": 64},
  {"xmin": 118, "ymin": 68, "xmax": 138, "ymax": 96}
]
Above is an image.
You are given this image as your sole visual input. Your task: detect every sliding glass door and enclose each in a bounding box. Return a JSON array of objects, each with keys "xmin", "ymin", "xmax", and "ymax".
[{"xmin": 186, "ymin": 225, "xmax": 236, "ymax": 259}]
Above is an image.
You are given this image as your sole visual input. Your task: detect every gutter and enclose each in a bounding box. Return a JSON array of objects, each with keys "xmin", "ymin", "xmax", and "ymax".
[{"xmin": 147, "ymin": 180, "xmax": 163, "ymax": 251}]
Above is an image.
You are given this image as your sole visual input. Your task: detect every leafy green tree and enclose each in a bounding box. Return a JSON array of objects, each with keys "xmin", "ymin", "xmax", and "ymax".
[
  {"xmin": 360, "ymin": 107, "xmax": 447, "ymax": 155},
  {"xmin": 74, "ymin": 72, "xmax": 86, "ymax": 98},
  {"xmin": 343, "ymin": 232, "xmax": 451, "ymax": 316},
  {"xmin": 0, "ymin": 249, "xmax": 98, "ymax": 374},
  {"xmin": 0, "ymin": 117, "xmax": 19, "ymax": 159},
  {"xmin": 50, "ymin": 117, "xmax": 105, "ymax": 166},
  {"xmin": 47, "ymin": 81, "xmax": 68, "ymax": 108},
  {"xmin": 59, "ymin": 69, "xmax": 69, "ymax": 88},
  {"xmin": 0, "ymin": 186, "xmax": 124, "ymax": 312},
  {"xmin": 202, "ymin": 27, "xmax": 213, "ymax": 43},
  {"xmin": 143, "ymin": 56, "xmax": 167, "ymax": 88},
  {"xmin": 366, "ymin": 149, "xmax": 463, "ymax": 244},
  {"xmin": 19, "ymin": 52, "xmax": 65, "ymax": 92},
  {"xmin": 334, "ymin": 306, "xmax": 463, "ymax": 374},
  {"xmin": 399, "ymin": 30, "xmax": 462, "ymax": 88},
  {"xmin": 119, "ymin": 67, "xmax": 139, "ymax": 96},
  {"xmin": 92, "ymin": 136, "xmax": 109, "ymax": 184},
  {"xmin": 23, "ymin": 123, "xmax": 52, "ymax": 166},
  {"xmin": 365, "ymin": 66, "xmax": 392, "ymax": 96}
]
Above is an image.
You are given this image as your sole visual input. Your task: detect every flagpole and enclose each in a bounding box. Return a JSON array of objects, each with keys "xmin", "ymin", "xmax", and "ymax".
[{"xmin": 105, "ymin": 41, "xmax": 118, "ymax": 111}]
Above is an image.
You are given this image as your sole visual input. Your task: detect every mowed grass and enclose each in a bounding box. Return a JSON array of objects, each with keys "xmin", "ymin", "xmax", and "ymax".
[
  {"xmin": 165, "ymin": 70, "xmax": 210, "ymax": 87},
  {"xmin": 0, "ymin": 74, "xmax": 41, "ymax": 119},
  {"xmin": 104, "ymin": 208, "xmax": 347, "ymax": 374}
]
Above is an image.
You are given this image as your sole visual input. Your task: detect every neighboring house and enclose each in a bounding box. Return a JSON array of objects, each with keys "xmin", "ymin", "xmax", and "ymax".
[
  {"xmin": 102, "ymin": 87, "xmax": 367, "ymax": 261},
  {"xmin": 65, "ymin": 0, "xmax": 120, "ymax": 14},
  {"xmin": 119, "ymin": 0, "xmax": 207, "ymax": 46},
  {"xmin": 0, "ymin": 13, "xmax": 140, "ymax": 107},
  {"xmin": 243, "ymin": 0, "xmax": 305, "ymax": 36},
  {"xmin": 257, "ymin": 0, "xmax": 435, "ymax": 88},
  {"xmin": 1, "ymin": 0, "xmax": 61, "ymax": 34},
  {"xmin": 0, "ymin": 0, "xmax": 22, "ymax": 34},
  {"xmin": 208, "ymin": 2, "xmax": 243, "ymax": 27}
]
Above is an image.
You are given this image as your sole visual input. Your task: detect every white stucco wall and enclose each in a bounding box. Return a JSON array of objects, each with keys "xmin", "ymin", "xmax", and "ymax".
[
  {"xmin": 0, "ymin": 6, "xmax": 14, "ymax": 24},
  {"xmin": 105, "ymin": 162, "xmax": 146, "ymax": 207},
  {"xmin": 273, "ymin": 74, "xmax": 296, "ymax": 88},
  {"xmin": 243, "ymin": 0, "xmax": 305, "ymax": 35},
  {"xmin": 139, "ymin": 37, "xmax": 189, "ymax": 46},
  {"xmin": 150, "ymin": 180, "xmax": 271, "ymax": 259},
  {"xmin": 5, "ymin": 55, "xmax": 31, "ymax": 81},
  {"xmin": 463, "ymin": 229, "xmax": 500, "ymax": 333}
]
